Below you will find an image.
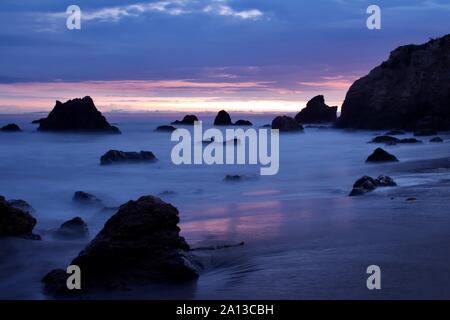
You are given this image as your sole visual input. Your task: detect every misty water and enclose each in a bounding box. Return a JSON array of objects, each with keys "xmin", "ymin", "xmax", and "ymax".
[{"xmin": 1, "ymin": 113, "xmax": 450, "ymax": 299}]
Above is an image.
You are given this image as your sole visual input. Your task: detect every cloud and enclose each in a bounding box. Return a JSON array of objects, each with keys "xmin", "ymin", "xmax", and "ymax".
[{"xmin": 45, "ymin": 0, "xmax": 263, "ymax": 24}]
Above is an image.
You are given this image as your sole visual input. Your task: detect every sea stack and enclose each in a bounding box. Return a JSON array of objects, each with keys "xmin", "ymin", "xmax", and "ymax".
[
  {"xmin": 337, "ymin": 34, "xmax": 450, "ymax": 130},
  {"xmin": 295, "ymin": 95, "xmax": 338, "ymax": 124},
  {"xmin": 214, "ymin": 110, "xmax": 233, "ymax": 126},
  {"xmin": 38, "ymin": 96, "xmax": 121, "ymax": 133}
]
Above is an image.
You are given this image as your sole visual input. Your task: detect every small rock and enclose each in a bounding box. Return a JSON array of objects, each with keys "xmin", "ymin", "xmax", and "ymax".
[
  {"xmin": 271, "ymin": 116, "xmax": 303, "ymax": 132},
  {"xmin": 100, "ymin": 150, "xmax": 157, "ymax": 165},
  {"xmin": 406, "ymin": 197, "xmax": 417, "ymax": 202},
  {"xmin": 224, "ymin": 175, "xmax": 243, "ymax": 182},
  {"xmin": 171, "ymin": 115, "xmax": 199, "ymax": 125},
  {"xmin": 0, "ymin": 195, "xmax": 40, "ymax": 240},
  {"xmin": 374, "ymin": 175, "xmax": 397, "ymax": 187},
  {"xmin": 398, "ymin": 138, "xmax": 422, "ymax": 144},
  {"xmin": 430, "ymin": 137, "xmax": 444, "ymax": 143},
  {"xmin": 234, "ymin": 120, "xmax": 253, "ymax": 126},
  {"xmin": 73, "ymin": 191, "xmax": 102, "ymax": 206},
  {"xmin": 370, "ymin": 135, "xmax": 400, "ymax": 144},
  {"xmin": 349, "ymin": 175, "xmax": 397, "ymax": 196},
  {"xmin": 1, "ymin": 123, "xmax": 21, "ymax": 132},
  {"xmin": 8, "ymin": 199, "xmax": 35, "ymax": 213},
  {"xmin": 366, "ymin": 148, "xmax": 399, "ymax": 163},
  {"xmin": 54, "ymin": 217, "xmax": 89, "ymax": 239},
  {"xmin": 155, "ymin": 125, "xmax": 177, "ymax": 132}
]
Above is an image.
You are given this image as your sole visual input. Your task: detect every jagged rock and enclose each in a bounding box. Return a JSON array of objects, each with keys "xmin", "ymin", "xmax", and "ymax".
[
  {"xmin": 398, "ymin": 138, "xmax": 422, "ymax": 144},
  {"xmin": 385, "ymin": 130, "xmax": 406, "ymax": 135},
  {"xmin": 8, "ymin": 199, "xmax": 35, "ymax": 213},
  {"xmin": 430, "ymin": 137, "xmax": 444, "ymax": 143},
  {"xmin": 0, "ymin": 196, "xmax": 40, "ymax": 240},
  {"xmin": 366, "ymin": 148, "xmax": 399, "ymax": 163},
  {"xmin": 54, "ymin": 217, "xmax": 89, "ymax": 239},
  {"xmin": 171, "ymin": 115, "xmax": 198, "ymax": 125},
  {"xmin": 349, "ymin": 175, "xmax": 397, "ymax": 196},
  {"xmin": 295, "ymin": 95, "xmax": 338, "ymax": 124},
  {"xmin": 73, "ymin": 191, "xmax": 102, "ymax": 206},
  {"xmin": 337, "ymin": 35, "xmax": 450, "ymax": 130},
  {"xmin": 1, "ymin": 123, "xmax": 21, "ymax": 132},
  {"xmin": 214, "ymin": 110, "xmax": 233, "ymax": 126},
  {"xmin": 234, "ymin": 120, "xmax": 253, "ymax": 126},
  {"xmin": 370, "ymin": 135, "xmax": 400, "ymax": 144},
  {"xmin": 271, "ymin": 116, "xmax": 303, "ymax": 132},
  {"xmin": 42, "ymin": 196, "xmax": 200, "ymax": 293},
  {"xmin": 38, "ymin": 96, "xmax": 121, "ymax": 133},
  {"xmin": 100, "ymin": 150, "xmax": 157, "ymax": 165},
  {"xmin": 414, "ymin": 129, "xmax": 438, "ymax": 136},
  {"xmin": 155, "ymin": 125, "xmax": 176, "ymax": 132}
]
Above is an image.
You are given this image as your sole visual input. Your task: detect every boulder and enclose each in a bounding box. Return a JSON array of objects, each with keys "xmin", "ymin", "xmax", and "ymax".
[
  {"xmin": 214, "ymin": 110, "xmax": 233, "ymax": 126},
  {"xmin": 295, "ymin": 95, "xmax": 338, "ymax": 124},
  {"xmin": 234, "ymin": 120, "xmax": 253, "ymax": 126},
  {"xmin": 8, "ymin": 199, "xmax": 35, "ymax": 213},
  {"xmin": 370, "ymin": 135, "xmax": 400, "ymax": 144},
  {"xmin": 171, "ymin": 115, "xmax": 198, "ymax": 125},
  {"xmin": 336, "ymin": 35, "xmax": 450, "ymax": 130},
  {"xmin": 73, "ymin": 191, "xmax": 102, "ymax": 206},
  {"xmin": 366, "ymin": 148, "xmax": 399, "ymax": 163},
  {"xmin": 349, "ymin": 175, "xmax": 397, "ymax": 196},
  {"xmin": 38, "ymin": 96, "xmax": 121, "ymax": 133},
  {"xmin": 0, "ymin": 195, "xmax": 40, "ymax": 240},
  {"xmin": 100, "ymin": 150, "xmax": 157, "ymax": 165},
  {"xmin": 42, "ymin": 196, "xmax": 200, "ymax": 293},
  {"xmin": 271, "ymin": 116, "xmax": 303, "ymax": 132},
  {"xmin": 54, "ymin": 217, "xmax": 89, "ymax": 239},
  {"xmin": 430, "ymin": 137, "xmax": 444, "ymax": 143},
  {"xmin": 1, "ymin": 123, "xmax": 21, "ymax": 132},
  {"xmin": 155, "ymin": 125, "xmax": 177, "ymax": 132},
  {"xmin": 414, "ymin": 129, "xmax": 438, "ymax": 136}
]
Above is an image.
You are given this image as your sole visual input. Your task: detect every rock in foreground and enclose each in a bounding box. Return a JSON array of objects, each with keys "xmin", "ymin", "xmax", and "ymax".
[
  {"xmin": 1, "ymin": 123, "xmax": 21, "ymax": 132},
  {"xmin": 295, "ymin": 95, "xmax": 338, "ymax": 124},
  {"xmin": 38, "ymin": 96, "xmax": 121, "ymax": 133},
  {"xmin": 73, "ymin": 191, "xmax": 102, "ymax": 206},
  {"xmin": 100, "ymin": 150, "xmax": 157, "ymax": 165},
  {"xmin": 42, "ymin": 196, "xmax": 199, "ymax": 293},
  {"xmin": 366, "ymin": 148, "xmax": 399, "ymax": 163},
  {"xmin": 271, "ymin": 116, "xmax": 303, "ymax": 132},
  {"xmin": 349, "ymin": 175, "xmax": 397, "ymax": 196},
  {"xmin": 0, "ymin": 196, "xmax": 40, "ymax": 240},
  {"xmin": 337, "ymin": 35, "xmax": 450, "ymax": 130}
]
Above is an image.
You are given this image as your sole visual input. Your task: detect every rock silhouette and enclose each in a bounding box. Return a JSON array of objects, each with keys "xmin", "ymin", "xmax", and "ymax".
[{"xmin": 295, "ymin": 95, "xmax": 337, "ymax": 124}]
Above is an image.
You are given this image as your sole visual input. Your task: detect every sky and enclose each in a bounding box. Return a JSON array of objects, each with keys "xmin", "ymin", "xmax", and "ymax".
[{"xmin": 0, "ymin": 0, "xmax": 449, "ymax": 113}]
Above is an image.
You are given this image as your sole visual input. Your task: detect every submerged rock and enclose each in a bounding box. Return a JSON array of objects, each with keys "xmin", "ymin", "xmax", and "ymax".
[
  {"xmin": 38, "ymin": 96, "xmax": 121, "ymax": 134},
  {"xmin": 1, "ymin": 123, "xmax": 21, "ymax": 132},
  {"xmin": 349, "ymin": 175, "xmax": 397, "ymax": 196},
  {"xmin": 295, "ymin": 95, "xmax": 338, "ymax": 124},
  {"xmin": 73, "ymin": 191, "xmax": 102, "ymax": 206},
  {"xmin": 214, "ymin": 110, "xmax": 233, "ymax": 126},
  {"xmin": 370, "ymin": 135, "xmax": 400, "ymax": 144},
  {"xmin": 271, "ymin": 116, "xmax": 303, "ymax": 132},
  {"xmin": 385, "ymin": 130, "xmax": 406, "ymax": 135},
  {"xmin": 100, "ymin": 150, "xmax": 157, "ymax": 165},
  {"xmin": 366, "ymin": 148, "xmax": 399, "ymax": 163},
  {"xmin": 234, "ymin": 120, "xmax": 253, "ymax": 126},
  {"xmin": 430, "ymin": 137, "xmax": 444, "ymax": 143},
  {"xmin": 398, "ymin": 138, "xmax": 422, "ymax": 144},
  {"xmin": 155, "ymin": 125, "xmax": 177, "ymax": 132},
  {"xmin": 54, "ymin": 217, "xmax": 89, "ymax": 239},
  {"xmin": 337, "ymin": 35, "xmax": 450, "ymax": 130},
  {"xmin": 42, "ymin": 196, "xmax": 200, "ymax": 293},
  {"xmin": 171, "ymin": 115, "xmax": 198, "ymax": 125},
  {"xmin": 0, "ymin": 196, "xmax": 40, "ymax": 240}
]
